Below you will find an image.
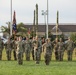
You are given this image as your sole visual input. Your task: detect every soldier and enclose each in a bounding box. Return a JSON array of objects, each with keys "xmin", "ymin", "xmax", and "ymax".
[
  {"xmin": 53, "ymin": 38, "xmax": 59, "ymax": 61},
  {"xmin": 58, "ymin": 38, "xmax": 65, "ymax": 61},
  {"xmin": 23, "ymin": 36, "xmax": 31, "ymax": 61},
  {"xmin": 34, "ymin": 36, "xmax": 42, "ymax": 64},
  {"xmin": 38, "ymin": 37, "xmax": 42, "ymax": 61},
  {"xmin": 66, "ymin": 37, "xmax": 74, "ymax": 61},
  {"xmin": 0, "ymin": 37, "xmax": 4, "ymax": 60},
  {"xmin": 42, "ymin": 38, "xmax": 52, "ymax": 65},
  {"xmin": 12, "ymin": 38, "xmax": 17, "ymax": 60},
  {"xmin": 31, "ymin": 37, "xmax": 35, "ymax": 60},
  {"xmin": 16, "ymin": 36, "xmax": 24, "ymax": 65},
  {"xmin": 5, "ymin": 38, "xmax": 12, "ymax": 60}
]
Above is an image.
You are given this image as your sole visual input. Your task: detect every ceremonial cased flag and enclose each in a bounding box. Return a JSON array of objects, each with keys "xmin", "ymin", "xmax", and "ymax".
[{"xmin": 12, "ymin": 11, "xmax": 17, "ymax": 34}]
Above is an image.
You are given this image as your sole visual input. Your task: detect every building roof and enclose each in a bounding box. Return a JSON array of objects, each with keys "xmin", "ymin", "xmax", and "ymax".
[{"xmin": 24, "ymin": 23, "xmax": 76, "ymax": 32}]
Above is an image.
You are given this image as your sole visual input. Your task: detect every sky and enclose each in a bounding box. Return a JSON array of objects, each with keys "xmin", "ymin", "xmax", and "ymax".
[{"xmin": 0, "ymin": 0, "xmax": 76, "ymax": 26}]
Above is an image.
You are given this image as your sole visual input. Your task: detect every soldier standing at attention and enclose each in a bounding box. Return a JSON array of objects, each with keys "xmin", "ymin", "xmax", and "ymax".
[
  {"xmin": 16, "ymin": 36, "xmax": 24, "ymax": 65},
  {"xmin": 31, "ymin": 37, "xmax": 35, "ymax": 60},
  {"xmin": 0, "ymin": 37, "xmax": 4, "ymax": 60},
  {"xmin": 5, "ymin": 38, "xmax": 12, "ymax": 60},
  {"xmin": 53, "ymin": 38, "xmax": 59, "ymax": 61},
  {"xmin": 66, "ymin": 37, "xmax": 74, "ymax": 61},
  {"xmin": 42, "ymin": 38, "xmax": 52, "ymax": 65},
  {"xmin": 23, "ymin": 37, "xmax": 31, "ymax": 61},
  {"xmin": 34, "ymin": 36, "xmax": 41, "ymax": 64},
  {"xmin": 12, "ymin": 38, "xmax": 17, "ymax": 60},
  {"xmin": 58, "ymin": 38, "xmax": 65, "ymax": 61}
]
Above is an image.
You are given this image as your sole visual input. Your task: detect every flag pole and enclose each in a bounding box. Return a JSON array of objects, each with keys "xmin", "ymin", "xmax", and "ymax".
[
  {"xmin": 10, "ymin": 0, "xmax": 12, "ymax": 36},
  {"xmin": 46, "ymin": 0, "xmax": 48, "ymax": 39}
]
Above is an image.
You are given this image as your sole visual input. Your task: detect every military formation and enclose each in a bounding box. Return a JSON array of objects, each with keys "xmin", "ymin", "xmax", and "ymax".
[{"xmin": 0, "ymin": 36, "xmax": 75, "ymax": 65}]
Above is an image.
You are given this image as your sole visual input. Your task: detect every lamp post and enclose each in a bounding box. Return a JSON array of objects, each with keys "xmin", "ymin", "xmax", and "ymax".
[
  {"xmin": 41, "ymin": 10, "xmax": 47, "ymax": 38},
  {"xmin": 46, "ymin": 0, "xmax": 49, "ymax": 39},
  {"xmin": 10, "ymin": 0, "xmax": 12, "ymax": 36}
]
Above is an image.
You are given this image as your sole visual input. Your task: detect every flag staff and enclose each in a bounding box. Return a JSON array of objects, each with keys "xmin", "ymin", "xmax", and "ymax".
[
  {"xmin": 10, "ymin": 0, "xmax": 12, "ymax": 36},
  {"xmin": 46, "ymin": 0, "xmax": 49, "ymax": 39}
]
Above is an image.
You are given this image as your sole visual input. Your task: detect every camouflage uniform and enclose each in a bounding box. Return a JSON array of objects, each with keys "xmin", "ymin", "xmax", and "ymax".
[
  {"xmin": 0, "ymin": 38, "xmax": 4, "ymax": 60},
  {"xmin": 31, "ymin": 37, "xmax": 35, "ymax": 60},
  {"xmin": 5, "ymin": 38, "xmax": 12, "ymax": 60},
  {"xmin": 43, "ymin": 39, "xmax": 52, "ymax": 65},
  {"xmin": 12, "ymin": 40, "xmax": 17, "ymax": 60},
  {"xmin": 38, "ymin": 38, "xmax": 42, "ymax": 61},
  {"xmin": 53, "ymin": 38, "xmax": 59, "ymax": 61},
  {"xmin": 66, "ymin": 37, "xmax": 74, "ymax": 61},
  {"xmin": 58, "ymin": 39, "xmax": 65, "ymax": 61},
  {"xmin": 16, "ymin": 37, "xmax": 23, "ymax": 65},
  {"xmin": 34, "ymin": 38, "xmax": 42, "ymax": 64},
  {"xmin": 24, "ymin": 38, "xmax": 31, "ymax": 61}
]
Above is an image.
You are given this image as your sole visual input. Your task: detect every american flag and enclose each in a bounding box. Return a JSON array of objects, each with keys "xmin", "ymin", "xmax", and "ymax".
[{"xmin": 12, "ymin": 11, "xmax": 17, "ymax": 34}]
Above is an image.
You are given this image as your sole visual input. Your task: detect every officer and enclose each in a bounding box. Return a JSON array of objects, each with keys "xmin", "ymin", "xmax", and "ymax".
[
  {"xmin": 66, "ymin": 37, "xmax": 74, "ymax": 61},
  {"xmin": 0, "ymin": 37, "xmax": 4, "ymax": 60},
  {"xmin": 34, "ymin": 36, "xmax": 41, "ymax": 64},
  {"xmin": 53, "ymin": 38, "xmax": 59, "ymax": 61},
  {"xmin": 31, "ymin": 37, "xmax": 35, "ymax": 60},
  {"xmin": 23, "ymin": 36, "xmax": 31, "ymax": 61},
  {"xmin": 16, "ymin": 36, "xmax": 24, "ymax": 65},
  {"xmin": 5, "ymin": 38, "xmax": 12, "ymax": 60},
  {"xmin": 58, "ymin": 38, "xmax": 65, "ymax": 61},
  {"xmin": 12, "ymin": 38, "xmax": 17, "ymax": 60},
  {"xmin": 42, "ymin": 38, "xmax": 52, "ymax": 65}
]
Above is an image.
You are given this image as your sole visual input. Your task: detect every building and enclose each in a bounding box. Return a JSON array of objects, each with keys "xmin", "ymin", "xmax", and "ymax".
[{"xmin": 24, "ymin": 23, "xmax": 76, "ymax": 38}]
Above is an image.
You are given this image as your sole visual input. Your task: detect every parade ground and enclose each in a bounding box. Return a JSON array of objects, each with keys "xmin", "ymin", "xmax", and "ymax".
[
  {"xmin": 0, "ymin": 50, "xmax": 76, "ymax": 75},
  {"xmin": 0, "ymin": 60, "xmax": 76, "ymax": 75}
]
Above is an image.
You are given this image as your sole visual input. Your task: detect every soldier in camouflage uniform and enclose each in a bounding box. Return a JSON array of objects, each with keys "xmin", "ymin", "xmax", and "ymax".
[
  {"xmin": 0, "ymin": 37, "xmax": 4, "ymax": 60},
  {"xmin": 12, "ymin": 39, "xmax": 17, "ymax": 60},
  {"xmin": 53, "ymin": 38, "xmax": 59, "ymax": 61},
  {"xmin": 16, "ymin": 36, "xmax": 24, "ymax": 65},
  {"xmin": 5, "ymin": 38, "xmax": 12, "ymax": 60},
  {"xmin": 23, "ymin": 37, "xmax": 31, "ymax": 61},
  {"xmin": 38, "ymin": 37, "xmax": 42, "ymax": 61},
  {"xmin": 66, "ymin": 37, "xmax": 74, "ymax": 61},
  {"xmin": 58, "ymin": 38, "xmax": 65, "ymax": 61},
  {"xmin": 31, "ymin": 37, "xmax": 35, "ymax": 60},
  {"xmin": 42, "ymin": 38, "xmax": 52, "ymax": 65},
  {"xmin": 34, "ymin": 36, "xmax": 42, "ymax": 64}
]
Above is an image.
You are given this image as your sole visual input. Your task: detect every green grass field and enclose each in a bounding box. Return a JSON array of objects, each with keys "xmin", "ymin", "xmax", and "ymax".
[
  {"xmin": 0, "ymin": 49, "xmax": 76, "ymax": 75},
  {"xmin": 0, "ymin": 61, "xmax": 76, "ymax": 75}
]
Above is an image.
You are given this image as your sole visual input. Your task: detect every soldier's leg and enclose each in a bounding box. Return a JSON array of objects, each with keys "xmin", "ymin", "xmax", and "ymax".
[
  {"xmin": 61, "ymin": 51, "xmax": 63, "ymax": 61},
  {"xmin": 17, "ymin": 53, "xmax": 20, "ymax": 64},
  {"xmin": 17, "ymin": 53, "xmax": 22, "ymax": 65},
  {"xmin": 0, "ymin": 50, "xmax": 2, "ymax": 60},
  {"xmin": 9, "ymin": 50, "xmax": 11, "ymax": 60},
  {"xmin": 25, "ymin": 51, "xmax": 28, "ymax": 60},
  {"xmin": 67, "ymin": 50, "xmax": 70, "ymax": 61},
  {"xmin": 55, "ymin": 51, "xmax": 58, "ymax": 61},
  {"xmin": 35, "ymin": 51, "xmax": 39, "ymax": 64},
  {"xmin": 6, "ymin": 50, "xmax": 9, "ymax": 60},
  {"xmin": 69, "ymin": 51, "xmax": 73, "ymax": 61},
  {"xmin": 32, "ymin": 49, "xmax": 34, "ymax": 60},
  {"xmin": 20, "ymin": 53, "xmax": 23, "ymax": 64},
  {"xmin": 45, "ymin": 54, "xmax": 50, "ymax": 65},
  {"xmin": 27, "ymin": 52, "xmax": 30, "ymax": 61},
  {"xmin": 13, "ymin": 50, "xmax": 17, "ymax": 60},
  {"xmin": 58, "ymin": 51, "xmax": 60, "ymax": 61}
]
